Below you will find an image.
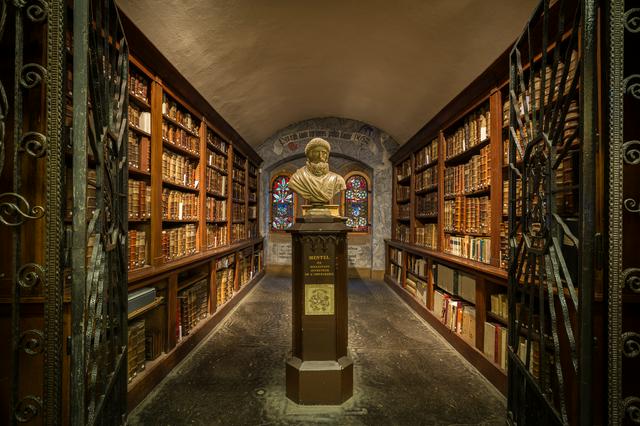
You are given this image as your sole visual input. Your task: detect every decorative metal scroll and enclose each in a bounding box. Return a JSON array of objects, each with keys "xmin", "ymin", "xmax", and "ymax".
[
  {"xmin": 0, "ymin": 0, "xmax": 65, "ymax": 424},
  {"xmin": 70, "ymin": 0, "xmax": 128, "ymax": 424},
  {"xmin": 609, "ymin": 1, "xmax": 640, "ymax": 425},
  {"xmin": 507, "ymin": 0, "xmax": 596, "ymax": 424}
]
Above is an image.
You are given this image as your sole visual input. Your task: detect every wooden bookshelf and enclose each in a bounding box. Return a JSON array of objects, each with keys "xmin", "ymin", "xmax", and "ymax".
[{"xmin": 122, "ymin": 18, "xmax": 265, "ymax": 410}]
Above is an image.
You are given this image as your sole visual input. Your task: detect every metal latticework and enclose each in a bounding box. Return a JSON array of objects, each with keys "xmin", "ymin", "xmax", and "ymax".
[
  {"xmin": 506, "ymin": 0, "xmax": 596, "ymax": 424},
  {"xmin": 70, "ymin": 0, "xmax": 128, "ymax": 424}
]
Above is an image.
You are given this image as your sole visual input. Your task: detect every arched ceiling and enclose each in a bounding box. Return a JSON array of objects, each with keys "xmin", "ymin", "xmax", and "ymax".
[{"xmin": 118, "ymin": 0, "xmax": 538, "ymax": 146}]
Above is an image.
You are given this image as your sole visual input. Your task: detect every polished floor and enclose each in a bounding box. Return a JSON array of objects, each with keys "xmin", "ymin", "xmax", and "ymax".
[{"xmin": 129, "ymin": 275, "xmax": 506, "ymax": 425}]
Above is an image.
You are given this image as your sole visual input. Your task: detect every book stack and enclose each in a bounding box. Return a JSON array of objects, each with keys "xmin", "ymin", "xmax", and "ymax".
[
  {"xmin": 239, "ymin": 251, "xmax": 252, "ymax": 286},
  {"xmin": 128, "ymin": 229, "xmax": 147, "ymax": 270},
  {"xmin": 205, "ymin": 197, "xmax": 227, "ymax": 221},
  {"xmin": 233, "ymin": 152, "xmax": 246, "ymax": 169},
  {"xmin": 177, "ymin": 279, "xmax": 209, "ymax": 339},
  {"xmin": 127, "ymin": 319, "xmax": 146, "ymax": 382},
  {"xmin": 408, "ymin": 254, "xmax": 427, "ymax": 276},
  {"xmin": 162, "ymin": 150, "xmax": 199, "ymax": 188},
  {"xmin": 161, "ymin": 224, "xmax": 197, "ymax": 261},
  {"xmin": 128, "ymin": 133, "xmax": 151, "ymax": 172},
  {"xmin": 162, "ymin": 94, "xmax": 200, "ymax": 134},
  {"xmin": 445, "ymin": 107, "xmax": 490, "ymax": 159},
  {"xmin": 484, "ymin": 322, "xmax": 508, "ymax": 371},
  {"xmin": 395, "ymin": 223, "xmax": 410, "ymax": 243},
  {"xmin": 129, "ymin": 104, "xmax": 151, "ymax": 133},
  {"xmin": 503, "ymin": 179, "xmax": 522, "ymax": 216},
  {"xmin": 415, "ymin": 224, "xmax": 437, "ymax": 249},
  {"xmin": 444, "ymin": 147, "xmax": 490, "ymax": 196},
  {"xmin": 206, "ymin": 168, "xmax": 227, "ymax": 196},
  {"xmin": 206, "ymin": 224, "xmax": 228, "ymax": 249},
  {"xmin": 216, "ymin": 254, "xmax": 236, "ymax": 305},
  {"xmin": 397, "ymin": 203, "xmax": 411, "ymax": 220},
  {"xmin": 389, "ymin": 247, "xmax": 403, "ymax": 265},
  {"xmin": 444, "ymin": 197, "xmax": 463, "ymax": 232},
  {"xmin": 432, "ymin": 290, "xmax": 477, "ymax": 346},
  {"xmin": 128, "ymin": 179, "xmax": 152, "ymax": 219},
  {"xmin": 232, "ymin": 182, "xmax": 245, "ymax": 201},
  {"xmin": 416, "ymin": 192, "xmax": 437, "ymax": 217},
  {"xmin": 396, "ymin": 185, "xmax": 410, "ymax": 202},
  {"xmin": 247, "ymin": 221, "xmax": 258, "ymax": 239},
  {"xmin": 489, "ymin": 293, "xmax": 508, "ymax": 321},
  {"xmin": 162, "ymin": 190, "xmax": 199, "ymax": 221},
  {"xmin": 444, "ymin": 235, "xmax": 491, "ymax": 264},
  {"xmin": 207, "ymin": 129, "xmax": 228, "ymax": 153},
  {"xmin": 396, "ymin": 159, "xmax": 411, "ymax": 181},
  {"xmin": 415, "ymin": 167, "xmax": 437, "ymax": 192},
  {"xmin": 464, "ymin": 196, "xmax": 491, "ymax": 235},
  {"xmin": 207, "ymin": 148, "xmax": 227, "ymax": 171},
  {"xmin": 415, "ymin": 138, "xmax": 438, "ymax": 168},
  {"xmin": 162, "ymin": 122, "xmax": 199, "ymax": 154},
  {"xmin": 232, "ymin": 167, "xmax": 246, "ymax": 183},
  {"xmin": 129, "ymin": 69, "xmax": 149, "ymax": 101},
  {"xmin": 232, "ymin": 202, "xmax": 246, "ymax": 222},
  {"xmin": 232, "ymin": 223, "xmax": 247, "ymax": 242}
]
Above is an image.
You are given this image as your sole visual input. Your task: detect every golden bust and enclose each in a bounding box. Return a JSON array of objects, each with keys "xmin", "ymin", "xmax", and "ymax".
[{"xmin": 289, "ymin": 138, "xmax": 346, "ymax": 213}]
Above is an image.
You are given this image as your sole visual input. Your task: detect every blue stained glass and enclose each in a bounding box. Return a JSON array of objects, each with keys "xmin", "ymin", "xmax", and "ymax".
[
  {"xmin": 272, "ymin": 175, "xmax": 294, "ymax": 230},
  {"xmin": 345, "ymin": 175, "xmax": 369, "ymax": 232}
]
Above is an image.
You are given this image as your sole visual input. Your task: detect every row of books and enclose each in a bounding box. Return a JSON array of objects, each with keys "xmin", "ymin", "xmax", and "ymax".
[
  {"xmin": 416, "ymin": 193, "xmax": 437, "ymax": 217},
  {"xmin": 248, "ymin": 175, "xmax": 257, "ymax": 189},
  {"xmin": 248, "ymin": 163, "xmax": 258, "ymax": 176},
  {"xmin": 252, "ymin": 248, "xmax": 263, "ymax": 277},
  {"xmin": 416, "ymin": 138, "xmax": 438, "ymax": 168},
  {"xmin": 444, "ymin": 235, "xmax": 491, "ymax": 264},
  {"xmin": 444, "ymin": 146, "xmax": 490, "ymax": 196},
  {"xmin": 395, "ymin": 223, "xmax": 410, "ymax": 243},
  {"xmin": 206, "ymin": 168, "xmax": 227, "ymax": 196},
  {"xmin": 216, "ymin": 260, "xmax": 235, "ymax": 306},
  {"xmin": 502, "ymin": 179, "xmax": 522, "ymax": 216},
  {"xmin": 162, "ymin": 93, "xmax": 200, "ymax": 135},
  {"xmin": 484, "ymin": 322, "xmax": 508, "ymax": 371},
  {"xmin": 177, "ymin": 279, "xmax": 208, "ymax": 340},
  {"xmin": 232, "ymin": 223, "xmax": 248, "ymax": 242},
  {"xmin": 162, "ymin": 122, "xmax": 200, "ymax": 155},
  {"xmin": 248, "ymin": 192, "xmax": 257, "ymax": 203},
  {"xmin": 489, "ymin": 293, "xmax": 508, "ymax": 321},
  {"xmin": 129, "ymin": 104, "xmax": 151, "ymax": 133},
  {"xmin": 232, "ymin": 202, "xmax": 246, "ymax": 221},
  {"xmin": 162, "ymin": 190, "xmax": 199, "ymax": 221},
  {"xmin": 444, "ymin": 196, "xmax": 491, "ymax": 235},
  {"xmin": 205, "ymin": 198, "xmax": 227, "ymax": 221},
  {"xmin": 397, "ymin": 203, "xmax": 410, "ymax": 220},
  {"xmin": 238, "ymin": 252, "xmax": 252, "ymax": 287},
  {"xmin": 162, "ymin": 224, "xmax": 197, "ymax": 261},
  {"xmin": 389, "ymin": 247, "xmax": 403, "ymax": 265},
  {"xmin": 128, "ymin": 133, "xmax": 150, "ymax": 172},
  {"xmin": 415, "ymin": 167, "xmax": 437, "ymax": 192},
  {"xmin": 396, "ymin": 158, "xmax": 411, "ymax": 181},
  {"xmin": 232, "ymin": 182, "xmax": 246, "ymax": 201},
  {"xmin": 129, "ymin": 69, "xmax": 150, "ymax": 102},
  {"xmin": 206, "ymin": 224, "xmax": 228, "ymax": 249},
  {"xmin": 445, "ymin": 107, "xmax": 490, "ymax": 159},
  {"xmin": 128, "ymin": 179, "xmax": 151, "ymax": 220},
  {"xmin": 248, "ymin": 205, "xmax": 257, "ymax": 219},
  {"xmin": 499, "ymin": 222, "xmax": 509, "ymax": 269},
  {"xmin": 407, "ymin": 254, "xmax": 427, "ymax": 277},
  {"xmin": 232, "ymin": 167, "xmax": 246, "ymax": 184},
  {"xmin": 162, "ymin": 150, "xmax": 199, "ymax": 189},
  {"xmin": 232, "ymin": 152, "xmax": 246, "ymax": 169},
  {"xmin": 247, "ymin": 221, "xmax": 259, "ymax": 239},
  {"xmin": 390, "ymin": 263, "xmax": 402, "ymax": 285},
  {"xmin": 433, "ymin": 290, "xmax": 476, "ymax": 347},
  {"xmin": 127, "ymin": 320, "xmax": 146, "ymax": 382},
  {"xmin": 396, "ymin": 185, "xmax": 410, "ymax": 202},
  {"xmin": 128, "ymin": 229, "xmax": 147, "ymax": 270},
  {"xmin": 65, "ymin": 168, "xmax": 97, "ymax": 220},
  {"xmin": 207, "ymin": 148, "xmax": 227, "ymax": 172},
  {"xmin": 206, "ymin": 129, "xmax": 228, "ymax": 154},
  {"xmin": 415, "ymin": 224, "xmax": 437, "ymax": 249}
]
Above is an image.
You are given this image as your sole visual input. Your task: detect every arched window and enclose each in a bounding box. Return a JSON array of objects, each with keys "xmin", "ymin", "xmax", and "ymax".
[
  {"xmin": 271, "ymin": 175, "xmax": 294, "ymax": 231},
  {"xmin": 344, "ymin": 173, "xmax": 370, "ymax": 233}
]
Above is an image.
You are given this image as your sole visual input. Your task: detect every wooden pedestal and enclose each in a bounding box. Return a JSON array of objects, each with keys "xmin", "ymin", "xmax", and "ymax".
[{"xmin": 286, "ymin": 216, "xmax": 353, "ymax": 405}]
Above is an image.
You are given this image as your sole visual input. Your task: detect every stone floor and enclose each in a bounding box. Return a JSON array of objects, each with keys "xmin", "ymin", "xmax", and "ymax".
[{"xmin": 129, "ymin": 276, "xmax": 506, "ymax": 425}]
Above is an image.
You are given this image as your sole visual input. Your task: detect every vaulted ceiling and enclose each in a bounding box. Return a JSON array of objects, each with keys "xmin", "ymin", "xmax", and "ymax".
[{"xmin": 118, "ymin": 0, "xmax": 538, "ymax": 146}]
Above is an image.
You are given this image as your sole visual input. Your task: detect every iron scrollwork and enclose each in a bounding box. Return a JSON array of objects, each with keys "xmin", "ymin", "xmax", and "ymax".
[
  {"xmin": 622, "ymin": 332, "xmax": 640, "ymax": 358},
  {"xmin": 624, "ymin": 140, "xmax": 640, "ymax": 165},
  {"xmin": 0, "ymin": 192, "xmax": 45, "ymax": 226},
  {"xmin": 13, "ymin": 0, "xmax": 48, "ymax": 23},
  {"xmin": 20, "ymin": 63, "xmax": 47, "ymax": 88},
  {"xmin": 17, "ymin": 262, "xmax": 45, "ymax": 289},
  {"xmin": 624, "ymin": 8, "xmax": 640, "ymax": 33},
  {"xmin": 18, "ymin": 329, "xmax": 44, "ymax": 355},
  {"xmin": 623, "ymin": 74, "xmax": 640, "ymax": 100},
  {"xmin": 623, "ymin": 268, "xmax": 640, "ymax": 293},
  {"xmin": 623, "ymin": 397, "xmax": 640, "ymax": 424},
  {"xmin": 624, "ymin": 198, "xmax": 640, "ymax": 214},
  {"xmin": 14, "ymin": 396, "xmax": 43, "ymax": 423},
  {"xmin": 19, "ymin": 131, "xmax": 47, "ymax": 157}
]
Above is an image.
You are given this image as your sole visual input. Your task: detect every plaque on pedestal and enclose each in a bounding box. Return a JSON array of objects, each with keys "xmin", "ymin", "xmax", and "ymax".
[{"xmin": 286, "ymin": 215, "xmax": 353, "ymax": 405}]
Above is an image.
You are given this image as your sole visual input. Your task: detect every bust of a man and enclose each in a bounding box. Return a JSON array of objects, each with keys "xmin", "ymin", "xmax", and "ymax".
[{"xmin": 289, "ymin": 138, "xmax": 346, "ymax": 205}]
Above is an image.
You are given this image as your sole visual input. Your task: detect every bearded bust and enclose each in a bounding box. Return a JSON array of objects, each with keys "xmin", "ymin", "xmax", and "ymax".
[{"xmin": 289, "ymin": 138, "xmax": 346, "ymax": 205}]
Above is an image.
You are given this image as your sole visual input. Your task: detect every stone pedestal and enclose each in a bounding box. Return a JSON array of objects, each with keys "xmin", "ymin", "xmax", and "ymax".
[{"xmin": 286, "ymin": 216, "xmax": 353, "ymax": 405}]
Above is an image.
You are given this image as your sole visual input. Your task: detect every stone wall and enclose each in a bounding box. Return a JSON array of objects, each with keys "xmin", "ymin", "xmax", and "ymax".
[{"xmin": 257, "ymin": 117, "xmax": 398, "ymax": 274}]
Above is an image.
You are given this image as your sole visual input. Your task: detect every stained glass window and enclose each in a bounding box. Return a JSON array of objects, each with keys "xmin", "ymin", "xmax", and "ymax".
[
  {"xmin": 271, "ymin": 175, "xmax": 294, "ymax": 230},
  {"xmin": 345, "ymin": 174, "xmax": 369, "ymax": 232}
]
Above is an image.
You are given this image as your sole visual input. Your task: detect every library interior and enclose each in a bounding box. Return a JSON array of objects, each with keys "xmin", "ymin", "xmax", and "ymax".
[{"xmin": 0, "ymin": 0, "xmax": 638, "ymax": 424}]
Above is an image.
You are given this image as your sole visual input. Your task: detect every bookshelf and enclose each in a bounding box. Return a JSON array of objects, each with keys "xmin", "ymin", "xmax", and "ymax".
[{"xmin": 123, "ymin": 47, "xmax": 265, "ymax": 411}]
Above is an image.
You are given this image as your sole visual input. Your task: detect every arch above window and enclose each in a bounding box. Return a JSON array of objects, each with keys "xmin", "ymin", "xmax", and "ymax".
[
  {"xmin": 344, "ymin": 172, "xmax": 370, "ymax": 233},
  {"xmin": 271, "ymin": 175, "xmax": 294, "ymax": 231}
]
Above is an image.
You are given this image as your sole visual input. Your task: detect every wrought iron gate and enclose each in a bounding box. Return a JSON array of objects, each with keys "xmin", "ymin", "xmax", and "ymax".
[
  {"xmin": 0, "ymin": 0, "xmax": 128, "ymax": 424},
  {"xmin": 506, "ymin": 0, "xmax": 597, "ymax": 424}
]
